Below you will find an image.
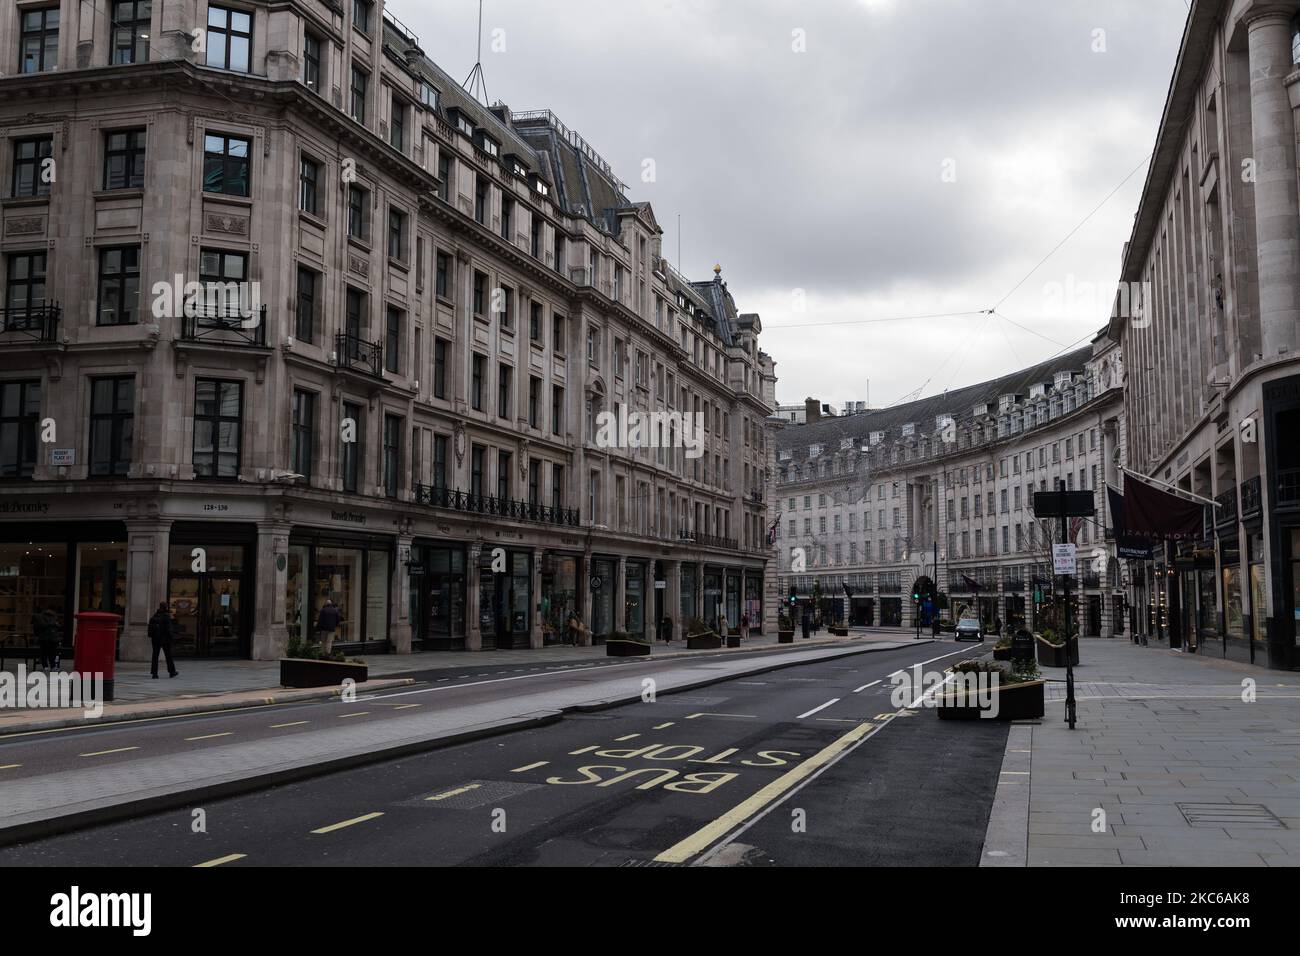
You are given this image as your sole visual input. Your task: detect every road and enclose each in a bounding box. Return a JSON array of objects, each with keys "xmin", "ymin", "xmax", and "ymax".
[{"xmin": 0, "ymin": 639, "xmax": 1008, "ymax": 866}]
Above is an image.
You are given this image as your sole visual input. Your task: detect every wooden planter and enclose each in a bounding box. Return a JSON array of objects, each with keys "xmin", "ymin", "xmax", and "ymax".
[
  {"xmin": 726, "ymin": 634, "xmax": 742, "ymax": 648},
  {"xmin": 778, "ymin": 629, "xmax": 795, "ymax": 644},
  {"xmin": 606, "ymin": 639, "xmax": 651, "ymax": 657},
  {"xmin": 992, "ymin": 646, "xmax": 1012, "ymax": 661},
  {"xmin": 687, "ymin": 632, "xmax": 722, "ymax": 650},
  {"xmin": 828, "ymin": 626, "xmax": 849, "ymax": 637},
  {"xmin": 280, "ymin": 658, "xmax": 368, "ymax": 689},
  {"xmin": 937, "ymin": 679, "xmax": 1045, "ymax": 721},
  {"xmin": 1036, "ymin": 636, "xmax": 1079, "ymax": 667}
]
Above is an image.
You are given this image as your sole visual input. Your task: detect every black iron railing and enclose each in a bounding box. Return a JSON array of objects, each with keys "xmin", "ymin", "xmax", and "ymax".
[
  {"xmin": 1, "ymin": 304, "xmax": 60, "ymax": 343},
  {"xmin": 1241, "ymin": 475, "xmax": 1264, "ymax": 516},
  {"xmin": 413, "ymin": 483, "xmax": 581, "ymax": 527},
  {"xmin": 678, "ymin": 530, "xmax": 740, "ymax": 551},
  {"xmin": 1274, "ymin": 470, "xmax": 1299, "ymax": 510},
  {"xmin": 180, "ymin": 305, "xmax": 268, "ymax": 347},
  {"xmin": 335, "ymin": 330, "xmax": 384, "ymax": 377},
  {"xmin": 1215, "ymin": 486, "xmax": 1238, "ymax": 528}
]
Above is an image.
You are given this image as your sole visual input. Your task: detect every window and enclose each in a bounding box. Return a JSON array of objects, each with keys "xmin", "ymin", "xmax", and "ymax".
[
  {"xmin": 497, "ymin": 285, "xmax": 514, "ymax": 331},
  {"xmin": 551, "ymin": 464, "xmax": 564, "ymax": 510},
  {"xmin": 96, "ymin": 246, "xmax": 140, "ymax": 326},
  {"xmin": 390, "ymin": 93, "xmax": 407, "ymax": 152},
  {"xmin": 420, "ymin": 81, "xmax": 439, "ymax": 109},
  {"xmin": 205, "ymin": 5, "xmax": 251, "ymax": 73},
  {"xmin": 11, "ymin": 137, "xmax": 52, "ymax": 198},
  {"xmin": 103, "ymin": 129, "xmax": 146, "ymax": 190},
  {"xmin": 498, "ymin": 363, "xmax": 512, "ymax": 419},
  {"xmin": 19, "ymin": 6, "xmax": 60, "ymax": 73},
  {"xmin": 437, "ymin": 152, "xmax": 452, "ymax": 202},
  {"xmin": 291, "ymin": 390, "xmax": 315, "ymax": 481},
  {"xmin": 471, "ymin": 354, "xmax": 485, "ymax": 410},
  {"xmin": 530, "ymin": 302, "xmax": 542, "ymax": 342},
  {"xmin": 383, "ymin": 413, "xmax": 402, "ymax": 497},
  {"xmin": 347, "ymin": 185, "xmax": 368, "ymax": 240},
  {"xmin": 385, "ymin": 306, "xmax": 402, "ymax": 373},
  {"xmin": 473, "ymin": 270, "xmax": 487, "ymax": 316},
  {"xmin": 387, "ymin": 207, "xmax": 407, "ymax": 260},
  {"xmin": 553, "ymin": 314, "xmax": 565, "ymax": 353},
  {"xmin": 497, "ymin": 451, "xmax": 511, "ymax": 500},
  {"xmin": 474, "ymin": 177, "xmax": 489, "ymax": 224},
  {"xmin": 435, "ymin": 251, "xmax": 450, "ymax": 298},
  {"xmin": 353, "ymin": 0, "xmax": 373, "ymax": 33},
  {"xmin": 433, "ymin": 434, "xmax": 448, "ymax": 489},
  {"xmin": 295, "ymin": 266, "xmax": 317, "ymax": 343},
  {"xmin": 528, "ymin": 459, "xmax": 541, "ymax": 506},
  {"xmin": 203, "ymin": 133, "xmax": 251, "ymax": 196},
  {"xmin": 89, "ymin": 377, "xmax": 134, "ymax": 477},
  {"xmin": 433, "ymin": 337, "xmax": 448, "ymax": 399},
  {"xmin": 501, "ymin": 197, "xmax": 514, "ymax": 241},
  {"xmin": 341, "ymin": 401, "xmax": 361, "ymax": 492},
  {"xmin": 302, "ymin": 31, "xmax": 321, "ymax": 92},
  {"xmin": 531, "ymin": 217, "xmax": 542, "ymax": 258},
  {"xmin": 193, "ymin": 379, "xmax": 242, "ymax": 478},
  {"xmin": 6, "ymin": 252, "xmax": 47, "ymax": 317},
  {"xmin": 299, "ymin": 155, "xmax": 320, "ymax": 215},
  {"xmin": 344, "ymin": 287, "xmax": 365, "ymax": 341},
  {"xmin": 552, "ymin": 385, "xmax": 563, "ymax": 435},
  {"xmin": 528, "ymin": 376, "xmax": 541, "ymax": 428},
  {"xmin": 109, "ymin": 1, "xmax": 151, "ymax": 63},
  {"xmin": 471, "ymin": 444, "xmax": 485, "ymax": 497},
  {"xmin": 0, "ymin": 381, "xmax": 40, "ymax": 479},
  {"xmin": 198, "ymin": 248, "xmax": 248, "ymax": 318},
  {"xmin": 350, "ymin": 65, "xmax": 368, "ymax": 122}
]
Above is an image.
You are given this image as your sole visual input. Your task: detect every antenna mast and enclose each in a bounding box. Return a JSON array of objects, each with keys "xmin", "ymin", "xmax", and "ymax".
[{"xmin": 462, "ymin": 0, "xmax": 489, "ymax": 105}]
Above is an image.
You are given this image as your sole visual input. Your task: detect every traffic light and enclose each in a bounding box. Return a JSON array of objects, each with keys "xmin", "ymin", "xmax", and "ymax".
[
  {"xmin": 912, "ymin": 590, "xmax": 921, "ymax": 601},
  {"xmin": 788, "ymin": 585, "xmax": 797, "ymax": 606}
]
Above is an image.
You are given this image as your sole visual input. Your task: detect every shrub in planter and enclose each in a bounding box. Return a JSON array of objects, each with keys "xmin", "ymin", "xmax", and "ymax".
[
  {"xmin": 992, "ymin": 636, "xmax": 1013, "ymax": 661},
  {"xmin": 936, "ymin": 659, "xmax": 1045, "ymax": 721},
  {"xmin": 777, "ymin": 613, "xmax": 795, "ymax": 644},
  {"xmin": 685, "ymin": 616, "xmax": 722, "ymax": 650},
  {"xmin": 1035, "ymin": 630, "xmax": 1079, "ymax": 667},
  {"xmin": 606, "ymin": 631, "xmax": 651, "ymax": 657}
]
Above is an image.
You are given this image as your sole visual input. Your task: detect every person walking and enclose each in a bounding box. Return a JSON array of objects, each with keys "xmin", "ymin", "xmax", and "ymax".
[
  {"xmin": 315, "ymin": 598, "xmax": 341, "ymax": 653},
  {"xmin": 148, "ymin": 601, "xmax": 179, "ymax": 679},
  {"xmin": 740, "ymin": 613, "xmax": 750, "ymax": 643},
  {"xmin": 801, "ymin": 608, "xmax": 811, "ymax": 640},
  {"xmin": 33, "ymin": 607, "xmax": 60, "ymax": 672}
]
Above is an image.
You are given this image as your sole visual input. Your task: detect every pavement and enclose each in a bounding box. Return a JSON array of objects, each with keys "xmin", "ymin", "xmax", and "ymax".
[
  {"xmin": 0, "ymin": 627, "xmax": 913, "ymax": 733},
  {"xmin": 0, "ymin": 639, "xmax": 997, "ymax": 867},
  {"xmin": 0, "ymin": 637, "xmax": 929, "ymax": 846},
  {"xmin": 981, "ymin": 637, "xmax": 1300, "ymax": 867}
]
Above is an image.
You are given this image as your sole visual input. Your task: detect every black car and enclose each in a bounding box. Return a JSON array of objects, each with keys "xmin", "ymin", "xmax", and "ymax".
[{"xmin": 954, "ymin": 616, "xmax": 983, "ymax": 642}]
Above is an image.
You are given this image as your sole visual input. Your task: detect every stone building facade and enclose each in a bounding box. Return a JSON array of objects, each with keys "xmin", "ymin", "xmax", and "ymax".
[
  {"xmin": 771, "ymin": 335, "xmax": 1128, "ymax": 639},
  {"xmin": 0, "ymin": 0, "xmax": 773, "ymax": 660},
  {"xmin": 1110, "ymin": 0, "xmax": 1300, "ymax": 669}
]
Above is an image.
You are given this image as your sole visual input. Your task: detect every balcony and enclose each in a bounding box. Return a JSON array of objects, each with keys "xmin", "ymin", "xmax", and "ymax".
[
  {"xmin": 678, "ymin": 530, "xmax": 741, "ymax": 551},
  {"xmin": 1240, "ymin": 475, "xmax": 1264, "ymax": 517},
  {"xmin": 335, "ymin": 331, "xmax": 385, "ymax": 379},
  {"xmin": 748, "ymin": 489, "xmax": 765, "ymax": 506},
  {"xmin": 1215, "ymin": 486, "xmax": 1238, "ymax": 529},
  {"xmin": 1, "ymin": 304, "xmax": 60, "ymax": 344},
  {"xmin": 413, "ymin": 483, "xmax": 581, "ymax": 527},
  {"xmin": 180, "ymin": 306, "xmax": 268, "ymax": 348}
]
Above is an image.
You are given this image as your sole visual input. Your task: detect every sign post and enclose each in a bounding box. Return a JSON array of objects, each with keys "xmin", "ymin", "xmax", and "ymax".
[{"xmin": 1033, "ymin": 484, "xmax": 1096, "ymax": 730}]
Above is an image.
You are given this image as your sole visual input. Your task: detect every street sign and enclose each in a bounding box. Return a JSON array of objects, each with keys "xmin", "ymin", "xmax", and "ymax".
[
  {"xmin": 1053, "ymin": 543, "xmax": 1076, "ymax": 576},
  {"xmin": 51, "ymin": 448, "xmax": 75, "ymax": 466},
  {"xmin": 1033, "ymin": 490, "xmax": 1095, "ymax": 519}
]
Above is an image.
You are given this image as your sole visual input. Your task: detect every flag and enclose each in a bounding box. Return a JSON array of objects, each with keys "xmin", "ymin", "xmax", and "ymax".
[
  {"xmin": 1123, "ymin": 473, "xmax": 1203, "ymax": 541},
  {"xmin": 1107, "ymin": 485, "xmax": 1153, "ymax": 559},
  {"xmin": 961, "ymin": 573, "xmax": 983, "ymax": 593},
  {"xmin": 1069, "ymin": 516, "xmax": 1084, "ymax": 543},
  {"xmin": 766, "ymin": 519, "xmax": 778, "ymax": 546},
  {"xmin": 842, "ymin": 582, "xmax": 853, "ymax": 599}
]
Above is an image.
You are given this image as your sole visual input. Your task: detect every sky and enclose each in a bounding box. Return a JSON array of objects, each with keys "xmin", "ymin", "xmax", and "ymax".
[{"xmin": 395, "ymin": 0, "xmax": 1189, "ymax": 409}]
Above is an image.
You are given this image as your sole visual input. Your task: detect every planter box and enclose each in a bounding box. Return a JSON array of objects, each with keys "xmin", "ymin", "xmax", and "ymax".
[
  {"xmin": 606, "ymin": 639, "xmax": 651, "ymax": 657},
  {"xmin": 280, "ymin": 658, "xmax": 368, "ymax": 689},
  {"xmin": 992, "ymin": 647, "xmax": 1012, "ymax": 661},
  {"xmin": 726, "ymin": 635, "xmax": 742, "ymax": 648},
  {"xmin": 937, "ymin": 679, "xmax": 1045, "ymax": 721},
  {"xmin": 778, "ymin": 629, "xmax": 795, "ymax": 644},
  {"xmin": 1036, "ymin": 636, "xmax": 1079, "ymax": 667},
  {"xmin": 687, "ymin": 633, "xmax": 722, "ymax": 650},
  {"xmin": 828, "ymin": 626, "xmax": 849, "ymax": 637}
]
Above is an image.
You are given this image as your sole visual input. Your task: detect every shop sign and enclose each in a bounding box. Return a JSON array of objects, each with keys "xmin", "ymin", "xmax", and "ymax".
[
  {"xmin": 654, "ymin": 580, "xmax": 667, "ymax": 589},
  {"xmin": 590, "ymin": 576, "xmax": 603, "ymax": 592},
  {"xmin": 407, "ymin": 562, "xmax": 426, "ymax": 576}
]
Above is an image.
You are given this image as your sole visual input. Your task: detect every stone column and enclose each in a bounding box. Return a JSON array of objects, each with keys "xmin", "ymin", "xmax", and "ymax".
[
  {"xmin": 530, "ymin": 547, "xmax": 544, "ymax": 649},
  {"xmin": 615, "ymin": 555, "xmax": 627, "ymax": 633},
  {"xmin": 466, "ymin": 541, "xmax": 483, "ymax": 651},
  {"xmin": 1247, "ymin": 10, "xmax": 1300, "ymax": 358},
  {"xmin": 666, "ymin": 559, "xmax": 682, "ymax": 641},
  {"xmin": 121, "ymin": 518, "xmax": 172, "ymax": 661},
  {"xmin": 252, "ymin": 520, "xmax": 292, "ymax": 660},
  {"xmin": 694, "ymin": 564, "xmax": 705, "ymax": 620},
  {"xmin": 389, "ymin": 535, "xmax": 414, "ymax": 654},
  {"xmin": 580, "ymin": 546, "xmax": 593, "ymax": 646}
]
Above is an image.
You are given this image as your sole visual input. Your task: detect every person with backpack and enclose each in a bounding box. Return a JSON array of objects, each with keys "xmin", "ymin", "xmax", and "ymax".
[
  {"xmin": 315, "ymin": 598, "xmax": 342, "ymax": 653},
  {"xmin": 33, "ymin": 607, "xmax": 60, "ymax": 672},
  {"xmin": 148, "ymin": 601, "xmax": 179, "ymax": 679}
]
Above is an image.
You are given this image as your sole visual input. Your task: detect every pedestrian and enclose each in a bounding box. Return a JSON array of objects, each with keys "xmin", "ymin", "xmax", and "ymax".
[
  {"xmin": 315, "ymin": 598, "xmax": 341, "ymax": 653},
  {"xmin": 33, "ymin": 607, "xmax": 60, "ymax": 671},
  {"xmin": 148, "ymin": 601, "xmax": 179, "ymax": 679},
  {"xmin": 801, "ymin": 609, "xmax": 811, "ymax": 640},
  {"xmin": 740, "ymin": 613, "xmax": 749, "ymax": 643}
]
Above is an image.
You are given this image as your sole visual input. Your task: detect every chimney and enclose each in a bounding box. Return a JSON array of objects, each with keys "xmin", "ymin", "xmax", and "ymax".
[{"xmin": 805, "ymin": 397, "xmax": 820, "ymax": 423}]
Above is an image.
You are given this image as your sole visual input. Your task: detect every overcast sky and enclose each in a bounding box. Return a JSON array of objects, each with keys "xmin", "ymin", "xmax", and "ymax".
[{"xmin": 397, "ymin": 0, "xmax": 1187, "ymax": 409}]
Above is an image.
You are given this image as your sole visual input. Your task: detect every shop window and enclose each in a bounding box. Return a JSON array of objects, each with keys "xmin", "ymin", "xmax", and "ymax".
[{"xmin": 0, "ymin": 542, "xmax": 66, "ymax": 643}]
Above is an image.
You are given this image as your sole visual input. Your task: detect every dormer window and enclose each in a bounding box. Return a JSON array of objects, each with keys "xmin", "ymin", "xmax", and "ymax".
[
  {"xmin": 448, "ymin": 109, "xmax": 474, "ymax": 137},
  {"xmin": 511, "ymin": 159, "xmax": 527, "ymax": 178},
  {"xmin": 530, "ymin": 174, "xmax": 550, "ymax": 198},
  {"xmin": 475, "ymin": 131, "xmax": 500, "ymax": 157},
  {"xmin": 420, "ymin": 81, "xmax": 439, "ymax": 110}
]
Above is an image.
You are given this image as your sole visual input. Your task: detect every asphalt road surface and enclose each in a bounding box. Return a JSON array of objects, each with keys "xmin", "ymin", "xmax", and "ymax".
[{"xmin": 0, "ymin": 639, "xmax": 1009, "ymax": 866}]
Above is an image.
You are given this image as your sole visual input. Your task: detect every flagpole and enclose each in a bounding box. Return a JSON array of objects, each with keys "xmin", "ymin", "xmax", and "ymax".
[{"xmin": 1120, "ymin": 467, "xmax": 1220, "ymax": 508}]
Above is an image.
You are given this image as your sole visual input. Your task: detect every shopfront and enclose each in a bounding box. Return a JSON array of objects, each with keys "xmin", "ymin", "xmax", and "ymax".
[
  {"xmin": 703, "ymin": 568, "xmax": 723, "ymax": 628},
  {"xmin": 413, "ymin": 543, "xmax": 467, "ymax": 651},
  {"xmin": 725, "ymin": 571, "xmax": 740, "ymax": 630},
  {"xmin": 541, "ymin": 552, "xmax": 581, "ymax": 646},
  {"xmin": 680, "ymin": 563, "xmax": 697, "ymax": 624},
  {"xmin": 625, "ymin": 561, "xmax": 646, "ymax": 638},
  {"xmin": 286, "ymin": 528, "xmax": 392, "ymax": 653},
  {"xmin": 744, "ymin": 573, "xmax": 762, "ymax": 633},
  {"xmin": 166, "ymin": 522, "xmax": 256, "ymax": 658},
  {"xmin": 479, "ymin": 548, "xmax": 532, "ymax": 649},
  {"xmin": 590, "ymin": 556, "xmax": 616, "ymax": 641},
  {"xmin": 850, "ymin": 597, "xmax": 874, "ymax": 626}
]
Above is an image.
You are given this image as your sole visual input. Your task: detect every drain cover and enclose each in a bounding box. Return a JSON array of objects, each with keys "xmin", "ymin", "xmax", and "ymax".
[{"xmin": 1177, "ymin": 803, "xmax": 1286, "ymax": 829}]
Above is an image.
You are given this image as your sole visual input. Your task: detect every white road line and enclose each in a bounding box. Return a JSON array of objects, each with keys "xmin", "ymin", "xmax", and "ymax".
[
  {"xmin": 797, "ymin": 698, "xmax": 841, "ymax": 719},
  {"xmin": 852, "ymin": 680, "xmax": 882, "ymax": 693}
]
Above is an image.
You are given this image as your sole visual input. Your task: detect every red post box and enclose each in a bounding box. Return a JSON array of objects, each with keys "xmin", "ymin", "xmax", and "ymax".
[{"xmin": 74, "ymin": 611, "xmax": 121, "ymax": 702}]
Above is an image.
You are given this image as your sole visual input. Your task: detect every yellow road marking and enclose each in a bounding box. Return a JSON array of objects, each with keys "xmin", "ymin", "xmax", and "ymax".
[
  {"xmin": 614, "ymin": 734, "xmax": 640, "ymax": 741},
  {"xmin": 874, "ymin": 713, "xmax": 895, "ymax": 720},
  {"xmin": 685, "ymin": 712, "xmax": 758, "ymax": 720},
  {"xmin": 654, "ymin": 721, "xmax": 878, "ymax": 864},
  {"xmin": 79, "ymin": 747, "xmax": 139, "ymax": 758},
  {"xmin": 194, "ymin": 853, "xmax": 246, "ymax": 868},
  {"xmin": 338, "ymin": 712, "xmax": 369, "ymax": 718},
  {"xmin": 817, "ymin": 718, "xmax": 868, "ymax": 724},
  {"xmin": 185, "ymin": 732, "xmax": 233, "ymax": 741},
  {"xmin": 569, "ymin": 745, "xmax": 598, "ymax": 755},
  {"xmin": 0, "ymin": 764, "xmax": 21, "ymax": 770},
  {"xmin": 311, "ymin": 812, "xmax": 384, "ymax": 834},
  {"xmin": 426, "ymin": 784, "xmax": 481, "ymax": 802},
  {"xmin": 393, "ymin": 703, "xmax": 421, "ymax": 710},
  {"xmin": 511, "ymin": 761, "xmax": 549, "ymax": 773},
  {"xmin": 653, "ymin": 722, "xmax": 675, "ymax": 729},
  {"xmin": 271, "ymin": 721, "xmax": 308, "ymax": 728}
]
